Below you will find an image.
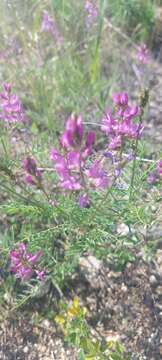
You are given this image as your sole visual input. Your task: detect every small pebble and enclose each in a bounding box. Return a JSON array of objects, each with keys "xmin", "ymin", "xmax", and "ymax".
[
  {"xmin": 23, "ymin": 346, "xmax": 29, "ymax": 353},
  {"xmin": 155, "ymin": 286, "xmax": 162, "ymax": 295},
  {"xmin": 149, "ymin": 275, "xmax": 158, "ymax": 286},
  {"xmin": 121, "ymin": 283, "xmax": 128, "ymax": 293}
]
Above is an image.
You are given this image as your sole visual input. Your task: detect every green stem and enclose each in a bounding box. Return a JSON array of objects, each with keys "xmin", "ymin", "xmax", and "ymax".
[{"xmin": 129, "ymin": 111, "xmax": 144, "ymax": 201}]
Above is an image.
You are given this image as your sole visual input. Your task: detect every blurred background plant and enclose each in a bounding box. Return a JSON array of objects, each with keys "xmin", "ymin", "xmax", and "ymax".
[{"xmin": 108, "ymin": 0, "xmax": 155, "ymax": 41}]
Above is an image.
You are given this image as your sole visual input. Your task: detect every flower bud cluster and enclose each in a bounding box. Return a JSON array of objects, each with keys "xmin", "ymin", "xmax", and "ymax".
[{"xmin": 23, "ymin": 157, "xmax": 42, "ymax": 186}]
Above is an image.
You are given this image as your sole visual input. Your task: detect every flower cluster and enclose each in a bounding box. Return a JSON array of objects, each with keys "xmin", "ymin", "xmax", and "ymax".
[
  {"xmin": 85, "ymin": 1, "xmax": 98, "ymax": 27},
  {"xmin": 10, "ymin": 243, "xmax": 44, "ymax": 281},
  {"xmin": 23, "ymin": 157, "xmax": 42, "ymax": 186},
  {"xmin": 41, "ymin": 11, "xmax": 62, "ymax": 43},
  {"xmin": 50, "ymin": 114, "xmax": 109, "ymax": 202},
  {"xmin": 137, "ymin": 44, "xmax": 149, "ymax": 65},
  {"xmin": 101, "ymin": 92, "xmax": 142, "ymax": 150},
  {"xmin": 147, "ymin": 160, "xmax": 162, "ymax": 185},
  {"xmin": 0, "ymin": 83, "xmax": 25, "ymax": 123}
]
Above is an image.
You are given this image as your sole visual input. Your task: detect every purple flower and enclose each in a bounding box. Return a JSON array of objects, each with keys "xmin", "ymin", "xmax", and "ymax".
[
  {"xmin": 113, "ymin": 92, "xmax": 128, "ymax": 107},
  {"xmin": 23, "ymin": 157, "xmax": 42, "ymax": 186},
  {"xmin": 23, "ymin": 157, "xmax": 37, "ymax": 175},
  {"xmin": 123, "ymin": 105, "xmax": 139, "ymax": 121},
  {"xmin": 147, "ymin": 172, "xmax": 158, "ymax": 185},
  {"xmin": 41, "ymin": 11, "xmax": 55, "ymax": 33},
  {"xmin": 115, "ymin": 167, "xmax": 121, "ymax": 177},
  {"xmin": 101, "ymin": 92, "xmax": 143, "ymax": 148},
  {"xmin": 35, "ymin": 270, "xmax": 45, "ymax": 281},
  {"xmin": 51, "ymin": 148, "xmax": 69, "ymax": 178},
  {"xmin": 66, "ymin": 114, "xmax": 84, "ymax": 142},
  {"xmin": 85, "ymin": 160, "xmax": 109, "ymax": 189},
  {"xmin": 85, "ymin": 131, "xmax": 95, "ymax": 147},
  {"xmin": 51, "ymin": 148, "xmax": 81, "ymax": 190},
  {"xmin": 60, "ymin": 130, "xmax": 74, "ymax": 149},
  {"xmin": 41, "ymin": 11, "xmax": 62, "ymax": 43},
  {"xmin": 0, "ymin": 83, "xmax": 26, "ymax": 123},
  {"xmin": 10, "ymin": 243, "xmax": 43, "ymax": 281},
  {"xmin": 60, "ymin": 115, "xmax": 84, "ymax": 149},
  {"xmin": 109, "ymin": 136, "xmax": 122, "ymax": 150},
  {"xmin": 61, "ymin": 176, "xmax": 81, "ymax": 191},
  {"xmin": 78, "ymin": 194, "xmax": 90, "ymax": 208},
  {"xmin": 137, "ymin": 44, "xmax": 149, "ymax": 64},
  {"xmin": 51, "ymin": 114, "xmax": 97, "ymax": 193},
  {"xmin": 101, "ymin": 110, "xmax": 116, "ymax": 136},
  {"xmin": 85, "ymin": 1, "xmax": 98, "ymax": 26},
  {"xmin": 67, "ymin": 151, "xmax": 81, "ymax": 169},
  {"xmin": 157, "ymin": 160, "xmax": 162, "ymax": 175}
]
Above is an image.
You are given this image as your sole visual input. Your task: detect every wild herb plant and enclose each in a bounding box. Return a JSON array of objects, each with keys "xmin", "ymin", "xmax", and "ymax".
[{"xmin": 0, "ymin": 0, "xmax": 161, "ymax": 323}]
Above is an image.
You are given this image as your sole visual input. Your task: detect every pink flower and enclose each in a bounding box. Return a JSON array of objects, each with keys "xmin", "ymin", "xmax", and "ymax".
[
  {"xmin": 123, "ymin": 105, "xmax": 139, "ymax": 121},
  {"xmin": 109, "ymin": 136, "xmax": 122, "ymax": 150},
  {"xmin": 101, "ymin": 92, "xmax": 143, "ymax": 148},
  {"xmin": 41, "ymin": 11, "xmax": 55, "ymax": 33},
  {"xmin": 51, "ymin": 148, "xmax": 81, "ymax": 190},
  {"xmin": 60, "ymin": 130, "xmax": 74, "ymax": 149},
  {"xmin": 51, "ymin": 148, "xmax": 69, "ymax": 178},
  {"xmin": 67, "ymin": 151, "xmax": 81, "ymax": 169},
  {"xmin": 60, "ymin": 115, "xmax": 84, "ymax": 149},
  {"xmin": 61, "ymin": 175, "xmax": 81, "ymax": 190},
  {"xmin": 23, "ymin": 157, "xmax": 37, "ymax": 175},
  {"xmin": 10, "ymin": 243, "xmax": 43, "ymax": 281},
  {"xmin": 147, "ymin": 172, "xmax": 157, "ymax": 185},
  {"xmin": 78, "ymin": 194, "xmax": 90, "ymax": 208},
  {"xmin": 157, "ymin": 160, "xmax": 162, "ymax": 175},
  {"xmin": 0, "ymin": 83, "xmax": 26, "ymax": 123},
  {"xmin": 41, "ymin": 11, "xmax": 62, "ymax": 43},
  {"xmin": 86, "ymin": 160, "xmax": 109, "ymax": 189},
  {"xmin": 137, "ymin": 44, "xmax": 149, "ymax": 64},
  {"xmin": 85, "ymin": 1, "xmax": 98, "ymax": 26},
  {"xmin": 35, "ymin": 270, "xmax": 45, "ymax": 281},
  {"xmin": 85, "ymin": 131, "xmax": 96, "ymax": 147},
  {"xmin": 113, "ymin": 92, "xmax": 128, "ymax": 107},
  {"xmin": 101, "ymin": 110, "xmax": 116, "ymax": 136},
  {"xmin": 51, "ymin": 114, "xmax": 96, "ymax": 193},
  {"xmin": 23, "ymin": 157, "xmax": 42, "ymax": 186}
]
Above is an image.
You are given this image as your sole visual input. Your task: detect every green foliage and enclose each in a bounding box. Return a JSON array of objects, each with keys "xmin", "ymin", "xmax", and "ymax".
[
  {"xmin": 55, "ymin": 297, "xmax": 130, "ymax": 359},
  {"xmin": 108, "ymin": 0, "xmax": 155, "ymax": 41}
]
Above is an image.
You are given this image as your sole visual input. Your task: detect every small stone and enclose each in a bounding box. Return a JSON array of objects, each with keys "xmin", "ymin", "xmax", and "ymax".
[
  {"xmin": 3, "ymin": 293, "xmax": 12, "ymax": 305},
  {"xmin": 117, "ymin": 223, "xmax": 129, "ymax": 236},
  {"xmin": 37, "ymin": 344, "xmax": 47, "ymax": 353},
  {"xmin": 79, "ymin": 255, "xmax": 102, "ymax": 273},
  {"xmin": 156, "ymin": 250, "xmax": 162, "ymax": 265},
  {"xmin": 149, "ymin": 275, "xmax": 158, "ymax": 286},
  {"xmin": 23, "ymin": 346, "xmax": 29, "ymax": 353},
  {"xmin": 120, "ymin": 283, "xmax": 127, "ymax": 293},
  {"xmin": 41, "ymin": 319, "xmax": 50, "ymax": 328},
  {"xmin": 160, "ymin": 345, "xmax": 162, "ymax": 356},
  {"xmin": 155, "ymin": 286, "xmax": 162, "ymax": 295},
  {"xmin": 108, "ymin": 271, "xmax": 121, "ymax": 279},
  {"xmin": 88, "ymin": 255, "xmax": 102, "ymax": 271}
]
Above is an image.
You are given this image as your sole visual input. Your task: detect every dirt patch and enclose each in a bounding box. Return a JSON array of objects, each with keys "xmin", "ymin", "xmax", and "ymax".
[{"xmin": 1, "ymin": 252, "xmax": 162, "ymax": 359}]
